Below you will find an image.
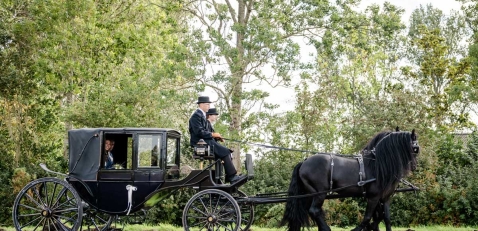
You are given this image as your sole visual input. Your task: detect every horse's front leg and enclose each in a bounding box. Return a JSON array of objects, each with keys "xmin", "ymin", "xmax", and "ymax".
[{"xmin": 351, "ymin": 198, "xmax": 380, "ymax": 231}]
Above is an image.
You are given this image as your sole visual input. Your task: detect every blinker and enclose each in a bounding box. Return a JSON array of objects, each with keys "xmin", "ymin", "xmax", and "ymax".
[{"xmin": 412, "ymin": 141, "xmax": 419, "ymax": 154}]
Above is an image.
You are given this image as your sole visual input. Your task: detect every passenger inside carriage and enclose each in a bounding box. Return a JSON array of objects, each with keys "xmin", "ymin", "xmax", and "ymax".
[
  {"xmin": 102, "ymin": 134, "xmax": 131, "ymax": 169},
  {"xmin": 104, "ymin": 139, "xmax": 115, "ymax": 169}
]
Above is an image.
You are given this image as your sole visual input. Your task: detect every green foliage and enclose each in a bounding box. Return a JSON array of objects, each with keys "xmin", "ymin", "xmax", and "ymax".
[
  {"xmin": 144, "ymin": 188, "xmax": 195, "ymax": 226},
  {"xmin": 1, "ymin": 0, "xmax": 478, "ymax": 228},
  {"xmin": 388, "ymin": 132, "xmax": 478, "ymax": 226},
  {"xmin": 403, "ymin": 5, "xmax": 472, "ymax": 129},
  {"xmin": 240, "ymin": 151, "xmax": 304, "ymax": 227},
  {"xmin": 0, "ymin": 132, "xmax": 14, "ymax": 226},
  {"xmin": 324, "ymin": 198, "xmax": 364, "ymax": 227}
]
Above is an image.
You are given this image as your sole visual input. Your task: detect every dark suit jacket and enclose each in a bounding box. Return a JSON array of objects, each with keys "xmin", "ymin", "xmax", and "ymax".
[
  {"xmin": 189, "ymin": 109, "xmax": 230, "ymax": 158},
  {"xmin": 207, "ymin": 120, "xmax": 214, "ymax": 133}
]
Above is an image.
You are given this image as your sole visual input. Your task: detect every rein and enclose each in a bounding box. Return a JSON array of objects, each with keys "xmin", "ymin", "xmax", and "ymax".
[
  {"xmin": 223, "ymin": 137, "xmax": 317, "ymax": 154},
  {"xmin": 223, "ymin": 137, "xmax": 374, "ymax": 159}
]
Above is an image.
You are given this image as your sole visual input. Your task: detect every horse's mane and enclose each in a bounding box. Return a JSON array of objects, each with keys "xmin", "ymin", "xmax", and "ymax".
[
  {"xmin": 362, "ymin": 131, "xmax": 392, "ymax": 155},
  {"xmin": 371, "ymin": 131, "xmax": 415, "ymax": 191}
]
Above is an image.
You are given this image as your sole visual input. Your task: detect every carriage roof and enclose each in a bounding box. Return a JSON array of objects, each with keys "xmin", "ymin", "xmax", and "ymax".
[{"xmin": 68, "ymin": 127, "xmax": 181, "ymax": 180}]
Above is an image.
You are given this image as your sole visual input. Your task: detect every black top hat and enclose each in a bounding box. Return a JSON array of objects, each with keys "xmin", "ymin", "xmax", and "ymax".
[
  {"xmin": 196, "ymin": 96, "xmax": 212, "ymax": 104},
  {"xmin": 207, "ymin": 108, "xmax": 219, "ymax": 115}
]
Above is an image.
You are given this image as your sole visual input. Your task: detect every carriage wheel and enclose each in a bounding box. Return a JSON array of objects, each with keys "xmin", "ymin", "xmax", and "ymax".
[
  {"xmin": 12, "ymin": 177, "xmax": 83, "ymax": 231},
  {"xmin": 120, "ymin": 208, "xmax": 147, "ymax": 225},
  {"xmin": 81, "ymin": 206, "xmax": 114, "ymax": 231},
  {"xmin": 183, "ymin": 189, "xmax": 241, "ymax": 231},
  {"xmin": 231, "ymin": 190, "xmax": 254, "ymax": 231}
]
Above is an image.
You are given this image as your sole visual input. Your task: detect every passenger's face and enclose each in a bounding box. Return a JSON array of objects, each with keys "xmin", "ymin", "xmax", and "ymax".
[
  {"xmin": 105, "ymin": 140, "xmax": 115, "ymax": 152},
  {"xmin": 208, "ymin": 115, "xmax": 218, "ymax": 122}
]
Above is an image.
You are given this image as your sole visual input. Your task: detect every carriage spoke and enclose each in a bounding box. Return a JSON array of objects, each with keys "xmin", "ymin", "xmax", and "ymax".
[
  {"xmin": 86, "ymin": 216, "xmax": 100, "ymax": 230},
  {"xmin": 191, "ymin": 205, "xmax": 209, "ymax": 216},
  {"xmin": 53, "ymin": 216, "xmax": 71, "ymax": 231},
  {"xmin": 55, "ymin": 207, "xmax": 79, "ymax": 213},
  {"xmin": 49, "ymin": 182, "xmax": 58, "ymax": 207},
  {"xmin": 215, "ymin": 200, "xmax": 231, "ymax": 215},
  {"xmin": 24, "ymin": 191, "xmax": 44, "ymax": 209},
  {"xmin": 33, "ymin": 186, "xmax": 47, "ymax": 207},
  {"xmin": 50, "ymin": 218, "xmax": 60, "ymax": 231},
  {"xmin": 217, "ymin": 210, "xmax": 235, "ymax": 219},
  {"xmin": 198, "ymin": 196, "xmax": 210, "ymax": 214},
  {"xmin": 189, "ymin": 219, "xmax": 208, "ymax": 230},
  {"xmin": 18, "ymin": 212, "xmax": 42, "ymax": 217},
  {"xmin": 20, "ymin": 215, "xmax": 43, "ymax": 229},
  {"xmin": 186, "ymin": 215, "xmax": 208, "ymax": 219},
  {"xmin": 19, "ymin": 203, "xmax": 43, "ymax": 212},
  {"xmin": 51, "ymin": 187, "xmax": 68, "ymax": 209},
  {"xmin": 212, "ymin": 194, "xmax": 221, "ymax": 214},
  {"xmin": 94, "ymin": 214, "xmax": 109, "ymax": 224},
  {"xmin": 216, "ymin": 221, "xmax": 233, "ymax": 231},
  {"xmin": 31, "ymin": 216, "xmax": 45, "ymax": 231},
  {"xmin": 43, "ymin": 182, "xmax": 49, "ymax": 207},
  {"xmin": 54, "ymin": 213, "xmax": 78, "ymax": 224},
  {"xmin": 53, "ymin": 197, "xmax": 76, "ymax": 211}
]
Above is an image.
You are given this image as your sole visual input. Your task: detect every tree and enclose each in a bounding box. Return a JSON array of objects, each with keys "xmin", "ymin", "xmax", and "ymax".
[
  {"xmin": 294, "ymin": 2, "xmax": 421, "ymax": 152},
  {"xmin": 402, "ymin": 4, "xmax": 473, "ymax": 130},
  {"xmin": 459, "ymin": 0, "xmax": 478, "ymax": 116},
  {"xmin": 182, "ymin": 0, "xmax": 358, "ymax": 168}
]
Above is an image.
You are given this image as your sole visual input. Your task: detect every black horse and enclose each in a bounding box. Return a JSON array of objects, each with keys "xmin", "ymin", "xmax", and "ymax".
[{"xmin": 281, "ymin": 130, "xmax": 419, "ymax": 231}]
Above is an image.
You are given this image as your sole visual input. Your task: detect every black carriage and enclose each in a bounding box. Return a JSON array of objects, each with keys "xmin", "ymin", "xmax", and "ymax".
[
  {"xmin": 12, "ymin": 127, "xmax": 420, "ymax": 231},
  {"xmin": 12, "ymin": 128, "xmax": 255, "ymax": 231}
]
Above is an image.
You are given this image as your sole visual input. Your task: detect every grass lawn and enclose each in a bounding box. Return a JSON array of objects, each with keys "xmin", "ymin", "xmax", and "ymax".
[
  {"xmin": 121, "ymin": 224, "xmax": 478, "ymax": 231},
  {"xmin": 2, "ymin": 224, "xmax": 477, "ymax": 231},
  {"xmin": 122, "ymin": 224, "xmax": 478, "ymax": 231}
]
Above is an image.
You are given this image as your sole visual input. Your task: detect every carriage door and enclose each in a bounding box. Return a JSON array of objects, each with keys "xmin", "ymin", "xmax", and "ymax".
[
  {"xmin": 97, "ymin": 133, "xmax": 134, "ymax": 213},
  {"xmin": 133, "ymin": 134, "xmax": 164, "ymax": 206}
]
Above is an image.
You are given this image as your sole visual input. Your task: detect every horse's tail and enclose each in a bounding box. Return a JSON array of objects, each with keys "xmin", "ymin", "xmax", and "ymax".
[{"xmin": 281, "ymin": 162, "xmax": 311, "ymax": 231}]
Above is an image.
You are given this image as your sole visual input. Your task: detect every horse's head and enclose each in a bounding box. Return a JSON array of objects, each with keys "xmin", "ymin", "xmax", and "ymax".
[
  {"xmin": 411, "ymin": 129, "xmax": 419, "ymax": 154},
  {"xmin": 410, "ymin": 129, "xmax": 419, "ymax": 170},
  {"xmin": 371, "ymin": 129, "xmax": 419, "ymax": 191}
]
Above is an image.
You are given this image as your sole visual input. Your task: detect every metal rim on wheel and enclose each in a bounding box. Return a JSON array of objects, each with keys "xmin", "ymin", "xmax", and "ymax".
[
  {"xmin": 183, "ymin": 189, "xmax": 241, "ymax": 231},
  {"xmin": 232, "ymin": 190, "xmax": 254, "ymax": 231},
  {"xmin": 12, "ymin": 177, "xmax": 83, "ymax": 231}
]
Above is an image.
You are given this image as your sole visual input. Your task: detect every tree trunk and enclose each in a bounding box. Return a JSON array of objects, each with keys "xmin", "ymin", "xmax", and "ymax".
[{"xmin": 228, "ymin": 0, "xmax": 246, "ymax": 171}]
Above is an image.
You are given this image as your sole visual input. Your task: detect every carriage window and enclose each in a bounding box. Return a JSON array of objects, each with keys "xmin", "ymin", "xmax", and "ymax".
[
  {"xmin": 138, "ymin": 134, "xmax": 161, "ymax": 168},
  {"xmin": 166, "ymin": 137, "xmax": 179, "ymax": 167},
  {"xmin": 103, "ymin": 133, "xmax": 132, "ymax": 170},
  {"xmin": 127, "ymin": 137, "xmax": 133, "ymax": 169},
  {"xmin": 165, "ymin": 137, "xmax": 179, "ymax": 179}
]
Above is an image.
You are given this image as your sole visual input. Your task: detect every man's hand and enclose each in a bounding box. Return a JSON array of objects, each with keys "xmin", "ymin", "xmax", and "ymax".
[{"xmin": 212, "ymin": 133, "xmax": 224, "ymax": 142}]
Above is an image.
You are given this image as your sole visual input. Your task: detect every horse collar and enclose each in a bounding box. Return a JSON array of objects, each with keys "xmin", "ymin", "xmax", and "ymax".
[{"xmin": 361, "ymin": 148, "xmax": 376, "ymax": 156}]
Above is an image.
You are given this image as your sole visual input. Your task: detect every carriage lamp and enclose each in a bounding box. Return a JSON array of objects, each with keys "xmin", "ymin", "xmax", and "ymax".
[
  {"xmin": 194, "ymin": 139, "xmax": 210, "ymax": 156},
  {"xmin": 412, "ymin": 141, "xmax": 420, "ymax": 154}
]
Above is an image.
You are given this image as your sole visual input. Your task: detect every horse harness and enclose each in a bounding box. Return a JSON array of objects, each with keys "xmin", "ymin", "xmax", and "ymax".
[{"xmin": 328, "ymin": 153, "xmax": 376, "ymax": 195}]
